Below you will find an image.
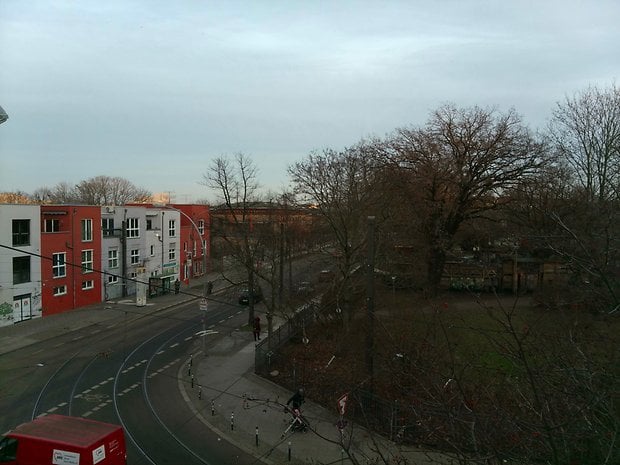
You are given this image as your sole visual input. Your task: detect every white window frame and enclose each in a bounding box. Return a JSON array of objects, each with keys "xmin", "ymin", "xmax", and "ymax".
[
  {"xmin": 82, "ymin": 280, "xmax": 94, "ymax": 290},
  {"xmin": 102, "ymin": 217, "xmax": 114, "ymax": 237},
  {"xmin": 198, "ymin": 219, "xmax": 204, "ymax": 235},
  {"xmin": 45, "ymin": 219, "xmax": 60, "ymax": 233},
  {"xmin": 108, "ymin": 249, "xmax": 119, "ymax": 268},
  {"xmin": 52, "ymin": 252, "xmax": 66, "ymax": 278},
  {"xmin": 127, "ymin": 218, "xmax": 140, "ymax": 238},
  {"xmin": 168, "ymin": 219, "xmax": 176, "ymax": 237},
  {"xmin": 53, "ymin": 285, "xmax": 67, "ymax": 296},
  {"xmin": 130, "ymin": 249, "xmax": 140, "ymax": 265},
  {"xmin": 81, "ymin": 219, "xmax": 93, "ymax": 242},
  {"xmin": 107, "ymin": 275, "xmax": 119, "ymax": 284},
  {"xmin": 81, "ymin": 249, "xmax": 93, "ymax": 274},
  {"xmin": 168, "ymin": 247, "xmax": 176, "ymax": 261}
]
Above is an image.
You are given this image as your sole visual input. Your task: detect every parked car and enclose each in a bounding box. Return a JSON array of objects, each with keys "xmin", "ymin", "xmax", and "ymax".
[{"xmin": 238, "ymin": 287, "xmax": 263, "ymax": 305}]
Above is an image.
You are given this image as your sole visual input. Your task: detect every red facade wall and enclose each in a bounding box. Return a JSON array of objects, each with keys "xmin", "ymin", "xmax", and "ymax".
[
  {"xmin": 171, "ymin": 204, "xmax": 210, "ymax": 282},
  {"xmin": 41, "ymin": 206, "xmax": 102, "ymax": 316}
]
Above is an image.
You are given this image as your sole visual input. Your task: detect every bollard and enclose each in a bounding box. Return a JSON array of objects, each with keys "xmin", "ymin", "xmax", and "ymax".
[
  {"xmin": 230, "ymin": 412, "xmax": 234, "ymax": 431},
  {"xmin": 255, "ymin": 426, "xmax": 259, "ymax": 446},
  {"xmin": 190, "ymin": 355, "xmax": 193, "ymax": 367},
  {"xmin": 211, "ymin": 400, "xmax": 215, "ymax": 416},
  {"xmin": 341, "ymin": 448, "xmax": 344, "ymax": 464},
  {"xmin": 288, "ymin": 441, "xmax": 291, "ymax": 461},
  {"xmin": 191, "ymin": 374, "xmax": 194, "ymax": 388},
  {"xmin": 188, "ymin": 365, "xmax": 191, "ymax": 376},
  {"xmin": 198, "ymin": 386, "xmax": 202, "ymax": 400}
]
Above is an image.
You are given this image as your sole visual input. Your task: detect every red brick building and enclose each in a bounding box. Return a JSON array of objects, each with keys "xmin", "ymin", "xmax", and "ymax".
[
  {"xmin": 40, "ymin": 206, "xmax": 102, "ymax": 316},
  {"xmin": 169, "ymin": 204, "xmax": 210, "ymax": 283}
]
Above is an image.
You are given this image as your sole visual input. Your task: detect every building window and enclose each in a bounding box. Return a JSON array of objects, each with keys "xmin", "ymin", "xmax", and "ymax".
[
  {"xmin": 81, "ymin": 249, "xmax": 93, "ymax": 273},
  {"xmin": 12, "ymin": 219, "xmax": 30, "ymax": 246},
  {"xmin": 81, "ymin": 219, "xmax": 93, "ymax": 242},
  {"xmin": 82, "ymin": 280, "xmax": 94, "ymax": 290},
  {"xmin": 150, "ymin": 245, "xmax": 155, "ymax": 256},
  {"xmin": 108, "ymin": 249, "xmax": 118, "ymax": 268},
  {"xmin": 198, "ymin": 219, "xmax": 205, "ymax": 235},
  {"xmin": 130, "ymin": 249, "xmax": 140, "ymax": 265},
  {"xmin": 102, "ymin": 218, "xmax": 114, "ymax": 237},
  {"xmin": 53, "ymin": 285, "xmax": 67, "ymax": 296},
  {"xmin": 129, "ymin": 272, "xmax": 137, "ymax": 279},
  {"xmin": 169, "ymin": 246, "xmax": 176, "ymax": 261},
  {"xmin": 168, "ymin": 219, "xmax": 176, "ymax": 237},
  {"xmin": 127, "ymin": 218, "xmax": 140, "ymax": 238},
  {"xmin": 146, "ymin": 219, "xmax": 153, "ymax": 230},
  {"xmin": 44, "ymin": 219, "xmax": 60, "ymax": 232},
  {"xmin": 53, "ymin": 252, "xmax": 67, "ymax": 277},
  {"xmin": 107, "ymin": 275, "xmax": 119, "ymax": 284},
  {"xmin": 13, "ymin": 256, "xmax": 30, "ymax": 284}
]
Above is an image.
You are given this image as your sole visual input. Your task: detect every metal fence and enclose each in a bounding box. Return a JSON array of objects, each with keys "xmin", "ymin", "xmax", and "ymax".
[
  {"xmin": 254, "ymin": 300, "xmax": 318, "ymax": 376},
  {"xmin": 253, "ymin": 302, "xmax": 423, "ymax": 443}
]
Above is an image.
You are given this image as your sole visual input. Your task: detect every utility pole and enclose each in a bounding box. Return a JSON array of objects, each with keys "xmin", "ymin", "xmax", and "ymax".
[{"xmin": 365, "ymin": 216, "xmax": 375, "ymax": 392}]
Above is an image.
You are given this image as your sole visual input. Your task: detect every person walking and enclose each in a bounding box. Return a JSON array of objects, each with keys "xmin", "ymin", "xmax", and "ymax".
[
  {"xmin": 287, "ymin": 387, "xmax": 305, "ymax": 411},
  {"xmin": 253, "ymin": 316, "xmax": 261, "ymax": 341},
  {"xmin": 285, "ymin": 387, "xmax": 307, "ymax": 432}
]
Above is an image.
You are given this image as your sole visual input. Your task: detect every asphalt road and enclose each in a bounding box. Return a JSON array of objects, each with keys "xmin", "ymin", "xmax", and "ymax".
[{"xmin": 0, "ymin": 286, "xmax": 259, "ymax": 465}]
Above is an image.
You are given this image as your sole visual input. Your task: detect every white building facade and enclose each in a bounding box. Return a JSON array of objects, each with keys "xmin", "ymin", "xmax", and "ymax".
[
  {"xmin": 101, "ymin": 206, "xmax": 180, "ymax": 300},
  {"xmin": 0, "ymin": 205, "xmax": 42, "ymax": 326}
]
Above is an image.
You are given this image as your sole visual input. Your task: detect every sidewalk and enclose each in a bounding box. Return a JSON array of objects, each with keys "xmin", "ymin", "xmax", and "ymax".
[{"xmin": 0, "ymin": 272, "xmax": 449, "ymax": 465}]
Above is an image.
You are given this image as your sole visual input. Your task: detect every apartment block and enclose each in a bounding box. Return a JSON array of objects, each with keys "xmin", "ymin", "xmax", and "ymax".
[
  {"xmin": 0, "ymin": 202, "xmax": 209, "ymax": 325},
  {"xmin": 40, "ymin": 205, "xmax": 103, "ymax": 316},
  {"xmin": 101, "ymin": 206, "xmax": 181, "ymax": 300},
  {"xmin": 0, "ymin": 205, "xmax": 42, "ymax": 327}
]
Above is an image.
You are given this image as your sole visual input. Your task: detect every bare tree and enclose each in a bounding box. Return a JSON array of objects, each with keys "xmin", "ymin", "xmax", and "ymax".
[
  {"xmin": 288, "ymin": 143, "xmax": 386, "ymax": 326},
  {"xmin": 31, "ymin": 177, "xmax": 150, "ymax": 205},
  {"xmin": 31, "ymin": 186, "xmax": 55, "ymax": 204},
  {"xmin": 549, "ymin": 83, "xmax": 620, "ymax": 203},
  {"xmin": 202, "ymin": 153, "xmax": 263, "ymax": 326},
  {"xmin": 505, "ymin": 85, "xmax": 620, "ymax": 312},
  {"xmin": 388, "ymin": 104, "xmax": 547, "ymax": 295},
  {"xmin": 42, "ymin": 181, "xmax": 79, "ymax": 204},
  {"xmin": 75, "ymin": 175, "xmax": 151, "ymax": 205}
]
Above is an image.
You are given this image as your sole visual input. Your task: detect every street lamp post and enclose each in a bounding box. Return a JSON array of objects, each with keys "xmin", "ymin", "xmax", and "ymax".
[
  {"xmin": 159, "ymin": 205, "xmax": 210, "ymax": 357},
  {"xmin": 0, "ymin": 105, "xmax": 8, "ymax": 125},
  {"xmin": 155, "ymin": 232, "xmax": 164, "ymax": 294}
]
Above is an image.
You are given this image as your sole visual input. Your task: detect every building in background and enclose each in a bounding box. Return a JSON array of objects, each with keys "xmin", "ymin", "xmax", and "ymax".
[
  {"xmin": 40, "ymin": 205, "xmax": 103, "ymax": 316},
  {"xmin": 0, "ymin": 205, "xmax": 42, "ymax": 327},
  {"xmin": 101, "ymin": 205, "xmax": 181, "ymax": 300},
  {"xmin": 169, "ymin": 204, "xmax": 210, "ymax": 283},
  {"xmin": 0, "ymin": 202, "xmax": 207, "ymax": 324}
]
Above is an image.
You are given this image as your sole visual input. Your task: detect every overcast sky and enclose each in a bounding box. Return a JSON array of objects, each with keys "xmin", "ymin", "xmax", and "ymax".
[{"xmin": 1, "ymin": 1, "xmax": 619, "ymax": 202}]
